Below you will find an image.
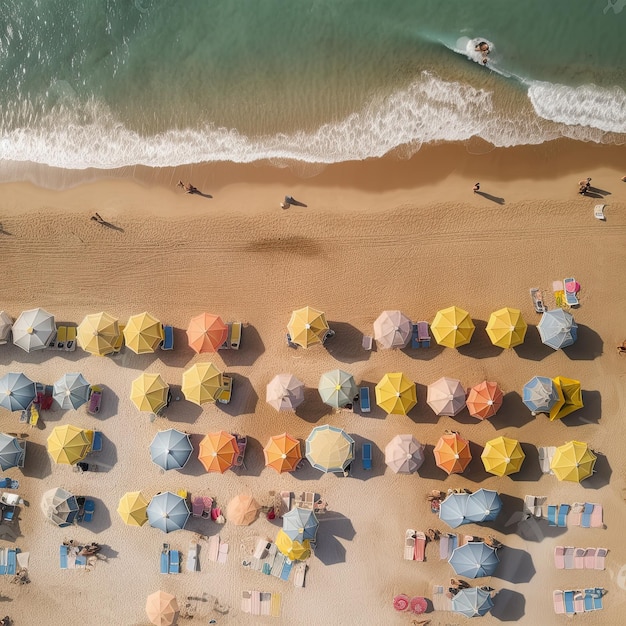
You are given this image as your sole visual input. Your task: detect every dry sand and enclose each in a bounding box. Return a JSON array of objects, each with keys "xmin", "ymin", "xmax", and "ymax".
[{"xmin": 1, "ymin": 139, "xmax": 626, "ymax": 625}]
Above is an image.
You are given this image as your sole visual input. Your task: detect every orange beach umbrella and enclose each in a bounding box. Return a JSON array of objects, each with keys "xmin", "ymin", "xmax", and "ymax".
[
  {"xmin": 198, "ymin": 431, "xmax": 238, "ymax": 473},
  {"xmin": 434, "ymin": 432, "xmax": 472, "ymax": 475},
  {"xmin": 263, "ymin": 433, "xmax": 302, "ymax": 473},
  {"xmin": 466, "ymin": 381, "xmax": 503, "ymax": 420},
  {"xmin": 186, "ymin": 313, "xmax": 227, "ymax": 353}
]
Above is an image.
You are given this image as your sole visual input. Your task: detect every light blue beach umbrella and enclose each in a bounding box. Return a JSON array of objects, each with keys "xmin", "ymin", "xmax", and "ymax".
[
  {"xmin": 452, "ymin": 587, "xmax": 495, "ymax": 618},
  {"xmin": 449, "ymin": 542, "xmax": 500, "ymax": 579},
  {"xmin": 0, "ymin": 433, "xmax": 25, "ymax": 470},
  {"xmin": 318, "ymin": 369, "xmax": 357, "ymax": 409},
  {"xmin": 464, "ymin": 489, "xmax": 502, "ymax": 523},
  {"xmin": 12, "ymin": 307, "xmax": 56, "ymax": 352},
  {"xmin": 305, "ymin": 425, "xmax": 355, "ymax": 473},
  {"xmin": 0, "ymin": 372, "xmax": 36, "ymax": 412},
  {"xmin": 147, "ymin": 491, "xmax": 190, "ymax": 533},
  {"xmin": 53, "ymin": 373, "xmax": 91, "ymax": 410},
  {"xmin": 538, "ymin": 309, "xmax": 577, "ymax": 350},
  {"xmin": 282, "ymin": 507, "xmax": 319, "ymax": 542},
  {"xmin": 149, "ymin": 429, "xmax": 193, "ymax": 471},
  {"xmin": 523, "ymin": 376, "xmax": 559, "ymax": 414},
  {"xmin": 439, "ymin": 492, "xmax": 470, "ymax": 528}
]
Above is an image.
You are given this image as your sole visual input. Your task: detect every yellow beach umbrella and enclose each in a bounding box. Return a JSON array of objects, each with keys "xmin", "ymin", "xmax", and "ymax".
[
  {"xmin": 47, "ymin": 424, "xmax": 94, "ymax": 465},
  {"xmin": 431, "ymin": 306, "xmax": 475, "ymax": 348},
  {"xmin": 117, "ymin": 491, "xmax": 149, "ymax": 527},
  {"xmin": 131, "ymin": 373, "xmax": 170, "ymax": 413},
  {"xmin": 181, "ymin": 363, "xmax": 224, "ymax": 405},
  {"xmin": 287, "ymin": 306, "xmax": 329, "ymax": 348},
  {"xmin": 481, "ymin": 436, "xmax": 525, "ymax": 476},
  {"xmin": 275, "ymin": 529, "xmax": 311, "ymax": 561},
  {"xmin": 77, "ymin": 311, "xmax": 120, "ymax": 356},
  {"xmin": 486, "ymin": 307, "xmax": 527, "ymax": 348},
  {"xmin": 551, "ymin": 376, "xmax": 584, "ymax": 421},
  {"xmin": 375, "ymin": 372, "xmax": 416, "ymax": 415},
  {"xmin": 551, "ymin": 441, "xmax": 596, "ymax": 482},
  {"xmin": 123, "ymin": 312, "xmax": 164, "ymax": 354}
]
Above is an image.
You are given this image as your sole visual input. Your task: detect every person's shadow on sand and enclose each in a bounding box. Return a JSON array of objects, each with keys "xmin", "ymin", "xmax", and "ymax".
[
  {"xmin": 475, "ymin": 191, "xmax": 505, "ymax": 204},
  {"xmin": 91, "ymin": 215, "xmax": 124, "ymax": 232}
]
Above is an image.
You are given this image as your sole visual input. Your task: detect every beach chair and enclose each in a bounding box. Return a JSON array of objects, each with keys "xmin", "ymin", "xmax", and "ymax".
[
  {"xmin": 590, "ymin": 504, "xmax": 603, "ymax": 528},
  {"xmin": 28, "ymin": 403, "xmax": 39, "ymax": 428},
  {"xmin": 417, "ymin": 321, "xmax": 430, "ymax": 347},
  {"xmin": 192, "ymin": 497, "xmax": 204, "ymax": 518},
  {"xmin": 574, "ymin": 593, "xmax": 585, "ymax": 614},
  {"xmin": 594, "ymin": 204, "xmax": 605, "ymax": 220},
  {"xmin": 563, "ymin": 591, "xmax": 575, "ymax": 615},
  {"xmin": 90, "ymin": 431, "xmax": 103, "ymax": 454},
  {"xmin": 414, "ymin": 531, "xmax": 426, "ymax": 562},
  {"xmin": 160, "ymin": 544, "xmax": 169, "ymax": 573},
  {"xmin": 574, "ymin": 548, "xmax": 585, "ymax": 569},
  {"xmin": 286, "ymin": 333, "xmax": 298, "ymax": 349},
  {"xmin": 169, "ymin": 550, "xmax": 180, "ymax": 574},
  {"xmin": 83, "ymin": 499, "xmax": 95, "ymax": 523},
  {"xmin": 280, "ymin": 559, "xmax": 293, "ymax": 581},
  {"xmin": 158, "ymin": 324, "xmax": 173, "ymax": 350},
  {"xmin": 411, "ymin": 324, "xmax": 420, "ymax": 349},
  {"xmin": 55, "ymin": 326, "xmax": 67, "ymax": 350},
  {"xmin": 361, "ymin": 442, "xmax": 372, "ymax": 470},
  {"xmin": 530, "ymin": 288, "xmax": 547, "ymax": 313},
  {"xmin": 404, "ymin": 530, "xmax": 416, "ymax": 560},
  {"xmin": 553, "ymin": 546, "xmax": 565, "ymax": 569},
  {"xmin": 65, "ymin": 326, "xmax": 77, "ymax": 351},
  {"xmin": 0, "ymin": 478, "xmax": 19, "ymax": 490},
  {"xmin": 233, "ymin": 435, "xmax": 247, "ymax": 469},
  {"xmin": 217, "ymin": 375, "xmax": 233, "ymax": 404},
  {"xmin": 47, "ymin": 328, "xmax": 57, "ymax": 349},
  {"xmin": 584, "ymin": 590, "xmax": 595, "ymax": 612},
  {"xmin": 187, "ymin": 542, "xmax": 198, "ymax": 572},
  {"xmin": 553, "ymin": 590, "xmax": 565, "ymax": 615},
  {"xmin": 293, "ymin": 562, "xmax": 306, "ymax": 587},
  {"xmin": 564, "ymin": 547, "xmax": 574, "ymax": 569},
  {"xmin": 360, "ymin": 386, "xmax": 371, "ymax": 413},
  {"xmin": 230, "ymin": 322, "xmax": 242, "ymax": 349},
  {"xmin": 538, "ymin": 447, "xmax": 555, "ymax": 474},
  {"xmin": 87, "ymin": 385, "xmax": 103, "ymax": 415},
  {"xmin": 563, "ymin": 277, "xmax": 579, "ymax": 306},
  {"xmin": 547, "ymin": 505, "xmax": 557, "ymax": 526},
  {"xmin": 362, "ymin": 335, "xmax": 373, "ymax": 350},
  {"xmin": 592, "ymin": 588, "xmax": 604, "ymax": 610},
  {"xmin": 581, "ymin": 502, "xmax": 594, "ymax": 528},
  {"xmin": 202, "ymin": 496, "xmax": 213, "ymax": 519},
  {"xmin": 7, "ymin": 549, "xmax": 16, "ymax": 575},
  {"xmin": 60, "ymin": 545, "xmax": 68, "ymax": 570},
  {"xmin": 557, "ymin": 504, "xmax": 570, "ymax": 527},
  {"xmin": 595, "ymin": 548, "xmax": 607, "ymax": 570},
  {"xmin": 584, "ymin": 548, "xmax": 596, "ymax": 569}
]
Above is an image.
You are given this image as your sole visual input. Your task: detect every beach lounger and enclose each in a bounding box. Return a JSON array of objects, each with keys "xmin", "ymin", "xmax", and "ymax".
[
  {"xmin": 232, "ymin": 435, "xmax": 247, "ymax": 468},
  {"xmin": 55, "ymin": 326, "xmax": 67, "ymax": 350},
  {"xmin": 202, "ymin": 496, "xmax": 213, "ymax": 519},
  {"xmin": 91, "ymin": 431, "xmax": 103, "ymax": 453},
  {"xmin": 594, "ymin": 204, "xmax": 605, "ymax": 220},
  {"xmin": 557, "ymin": 504, "xmax": 570, "ymax": 527},
  {"xmin": 569, "ymin": 502, "xmax": 583, "ymax": 526},
  {"xmin": 361, "ymin": 442, "xmax": 372, "ymax": 470},
  {"xmin": 563, "ymin": 277, "xmax": 579, "ymax": 306},
  {"xmin": 547, "ymin": 505, "xmax": 557, "ymax": 526},
  {"xmin": 187, "ymin": 542, "xmax": 198, "ymax": 572},
  {"xmin": 590, "ymin": 504, "xmax": 603, "ymax": 528},
  {"xmin": 414, "ymin": 531, "xmax": 426, "ymax": 562},
  {"xmin": 439, "ymin": 535, "xmax": 449, "ymax": 560},
  {"xmin": 584, "ymin": 590, "xmax": 595, "ymax": 612},
  {"xmin": 361, "ymin": 335, "xmax": 373, "ymax": 350},
  {"xmin": 65, "ymin": 326, "xmax": 77, "ymax": 351},
  {"xmin": 160, "ymin": 544, "xmax": 169, "ymax": 574},
  {"xmin": 241, "ymin": 591, "xmax": 252, "ymax": 614},
  {"xmin": 111, "ymin": 324, "xmax": 124, "ymax": 354},
  {"xmin": 251, "ymin": 591, "xmax": 261, "ymax": 615},
  {"xmin": 207, "ymin": 535, "xmax": 219, "ymax": 562},
  {"xmin": 83, "ymin": 499, "xmax": 95, "ymax": 523},
  {"xmin": 574, "ymin": 548, "xmax": 585, "ymax": 569},
  {"xmin": 293, "ymin": 562, "xmax": 307, "ymax": 587},
  {"xmin": 448, "ymin": 534, "xmax": 458, "ymax": 554},
  {"xmin": 530, "ymin": 288, "xmax": 547, "ymax": 313},
  {"xmin": 564, "ymin": 547, "xmax": 575, "ymax": 569},
  {"xmin": 7, "ymin": 549, "xmax": 16, "ymax": 575},
  {"xmin": 230, "ymin": 322, "xmax": 242, "ymax": 349},
  {"xmin": 553, "ymin": 590, "xmax": 565, "ymax": 614},
  {"xmin": 417, "ymin": 321, "xmax": 430, "ymax": 347},
  {"xmin": 169, "ymin": 550, "xmax": 180, "ymax": 574},
  {"xmin": 553, "ymin": 546, "xmax": 565, "ymax": 569},
  {"xmin": 221, "ymin": 323, "xmax": 232, "ymax": 350},
  {"xmin": 538, "ymin": 447, "xmax": 555, "ymax": 474},
  {"xmin": 411, "ymin": 324, "xmax": 420, "ymax": 349},
  {"xmin": 161, "ymin": 324, "xmax": 174, "ymax": 350},
  {"xmin": 592, "ymin": 588, "xmax": 604, "ymax": 610},
  {"xmin": 270, "ymin": 593, "xmax": 281, "ymax": 617},
  {"xmin": 218, "ymin": 542, "xmax": 228, "ymax": 564},
  {"xmin": 574, "ymin": 593, "xmax": 585, "ymax": 614},
  {"xmin": 564, "ymin": 590, "xmax": 576, "ymax": 615},
  {"xmin": 260, "ymin": 592, "xmax": 272, "ymax": 616},
  {"xmin": 87, "ymin": 385, "xmax": 103, "ymax": 415},
  {"xmin": 217, "ymin": 375, "xmax": 233, "ymax": 404},
  {"xmin": 192, "ymin": 497, "xmax": 204, "ymax": 518},
  {"xmin": 0, "ymin": 478, "xmax": 19, "ymax": 490},
  {"xmin": 595, "ymin": 548, "xmax": 607, "ymax": 570},
  {"xmin": 60, "ymin": 545, "xmax": 68, "ymax": 570},
  {"xmin": 581, "ymin": 502, "xmax": 594, "ymax": 528},
  {"xmin": 404, "ymin": 530, "xmax": 416, "ymax": 560},
  {"xmin": 279, "ymin": 491, "xmax": 291, "ymax": 517},
  {"xmin": 286, "ymin": 333, "xmax": 298, "ymax": 349},
  {"xmin": 360, "ymin": 386, "xmax": 371, "ymax": 413},
  {"xmin": 584, "ymin": 548, "xmax": 596, "ymax": 569},
  {"xmin": 280, "ymin": 559, "xmax": 293, "ymax": 581},
  {"xmin": 47, "ymin": 329, "xmax": 57, "ymax": 349}
]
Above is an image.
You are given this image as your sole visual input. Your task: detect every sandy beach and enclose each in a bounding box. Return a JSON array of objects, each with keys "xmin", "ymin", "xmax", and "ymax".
[{"xmin": 1, "ymin": 139, "xmax": 626, "ymax": 625}]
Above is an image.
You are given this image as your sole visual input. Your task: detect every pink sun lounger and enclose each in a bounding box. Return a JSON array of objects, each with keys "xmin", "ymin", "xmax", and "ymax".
[
  {"xmin": 584, "ymin": 548, "xmax": 596, "ymax": 569},
  {"xmin": 574, "ymin": 548, "xmax": 585, "ymax": 569},
  {"xmin": 553, "ymin": 590, "xmax": 565, "ymax": 615},
  {"xmin": 554, "ymin": 546, "xmax": 565, "ymax": 569},
  {"xmin": 590, "ymin": 504, "xmax": 603, "ymax": 528},
  {"xmin": 414, "ymin": 532, "xmax": 426, "ymax": 562},
  {"xmin": 595, "ymin": 548, "xmax": 608, "ymax": 570}
]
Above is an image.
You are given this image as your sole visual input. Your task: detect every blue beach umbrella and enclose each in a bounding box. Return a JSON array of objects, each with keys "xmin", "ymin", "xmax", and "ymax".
[
  {"xmin": 282, "ymin": 507, "xmax": 319, "ymax": 542},
  {"xmin": 538, "ymin": 309, "xmax": 577, "ymax": 350},
  {"xmin": 439, "ymin": 492, "xmax": 470, "ymax": 528},
  {"xmin": 149, "ymin": 429, "xmax": 193, "ymax": 471},
  {"xmin": 464, "ymin": 489, "xmax": 502, "ymax": 523},
  {"xmin": 53, "ymin": 373, "xmax": 91, "ymax": 410},
  {"xmin": 452, "ymin": 587, "xmax": 495, "ymax": 618},
  {"xmin": 523, "ymin": 376, "xmax": 562, "ymax": 414},
  {"xmin": 318, "ymin": 369, "xmax": 357, "ymax": 409},
  {"xmin": 0, "ymin": 372, "xmax": 36, "ymax": 412},
  {"xmin": 0, "ymin": 433, "xmax": 25, "ymax": 470},
  {"xmin": 147, "ymin": 491, "xmax": 190, "ymax": 533},
  {"xmin": 449, "ymin": 542, "xmax": 500, "ymax": 579}
]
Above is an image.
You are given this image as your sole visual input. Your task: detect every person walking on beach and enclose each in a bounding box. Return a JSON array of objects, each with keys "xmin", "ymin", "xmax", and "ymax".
[
  {"xmin": 90, "ymin": 213, "xmax": 105, "ymax": 224},
  {"xmin": 473, "ymin": 182, "xmax": 480, "ymax": 193},
  {"xmin": 177, "ymin": 180, "xmax": 198, "ymax": 194},
  {"xmin": 280, "ymin": 195, "xmax": 295, "ymax": 209}
]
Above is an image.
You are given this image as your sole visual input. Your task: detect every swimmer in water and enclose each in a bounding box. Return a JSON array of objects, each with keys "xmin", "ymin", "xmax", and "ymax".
[{"xmin": 475, "ymin": 41, "xmax": 490, "ymax": 54}]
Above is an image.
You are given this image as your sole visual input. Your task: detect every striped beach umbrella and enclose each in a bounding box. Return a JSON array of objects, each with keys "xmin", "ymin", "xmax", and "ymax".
[{"xmin": 305, "ymin": 425, "xmax": 354, "ymax": 473}]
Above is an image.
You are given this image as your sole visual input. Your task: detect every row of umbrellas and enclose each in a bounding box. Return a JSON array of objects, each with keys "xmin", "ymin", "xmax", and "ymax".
[
  {"xmin": 439, "ymin": 489, "xmax": 503, "ymax": 528},
  {"xmin": 395, "ymin": 588, "xmax": 493, "ymax": 618}
]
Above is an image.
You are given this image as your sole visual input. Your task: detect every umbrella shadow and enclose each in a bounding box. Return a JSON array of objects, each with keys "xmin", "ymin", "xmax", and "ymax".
[
  {"xmin": 0, "ymin": 522, "xmax": 21, "ymax": 543},
  {"xmin": 491, "ymin": 588, "xmax": 526, "ymax": 621},
  {"xmin": 295, "ymin": 388, "xmax": 332, "ymax": 423},
  {"xmin": 159, "ymin": 386, "xmax": 204, "ymax": 424},
  {"xmin": 324, "ymin": 321, "xmax": 371, "ymax": 364},
  {"xmin": 491, "ymin": 494, "xmax": 566, "ymax": 541},
  {"xmin": 416, "ymin": 443, "xmax": 447, "ymax": 480},
  {"xmin": 562, "ymin": 389, "xmax": 601, "ymax": 426},
  {"xmin": 462, "ymin": 441, "xmax": 493, "ymax": 484},
  {"xmin": 509, "ymin": 443, "xmax": 542, "ymax": 482},
  {"xmin": 512, "ymin": 326, "xmax": 554, "ymax": 361},
  {"xmin": 349, "ymin": 434, "xmax": 385, "ymax": 480},
  {"xmin": 179, "ymin": 434, "xmax": 209, "ymax": 477},
  {"xmin": 315, "ymin": 512, "xmax": 355, "ymax": 566},
  {"xmin": 493, "ymin": 546, "xmax": 535, "ymax": 584},
  {"xmin": 233, "ymin": 436, "xmax": 264, "ymax": 478},
  {"xmin": 219, "ymin": 324, "xmax": 265, "ymax": 367},
  {"xmin": 409, "ymin": 383, "xmax": 440, "ymax": 425},
  {"xmin": 457, "ymin": 320, "xmax": 502, "ymax": 359},
  {"xmin": 93, "ymin": 384, "xmax": 118, "ymax": 421},
  {"xmin": 20, "ymin": 441, "xmax": 52, "ymax": 479},
  {"xmin": 75, "ymin": 496, "xmax": 111, "ymax": 533},
  {"xmin": 88, "ymin": 432, "xmax": 118, "ymax": 472},
  {"xmin": 489, "ymin": 392, "xmax": 535, "ymax": 430},
  {"xmin": 291, "ymin": 462, "xmax": 324, "ymax": 481},
  {"xmin": 402, "ymin": 341, "xmax": 445, "ymax": 361},
  {"xmin": 582, "ymin": 452, "xmax": 611, "ymax": 490},
  {"xmin": 216, "ymin": 374, "xmax": 259, "ymax": 418},
  {"xmin": 155, "ymin": 327, "xmax": 197, "ymax": 368},
  {"xmin": 96, "ymin": 544, "xmax": 120, "ymax": 561},
  {"xmin": 563, "ymin": 324, "xmax": 603, "ymax": 360}
]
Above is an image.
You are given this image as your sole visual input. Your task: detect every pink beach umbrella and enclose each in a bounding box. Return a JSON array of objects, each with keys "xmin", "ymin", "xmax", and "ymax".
[
  {"xmin": 410, "ymin": 596, "xmax": 428, "ymax": 615},
  {"xmin": 565, "ymin": 281, "xmax": 580, "ymax": 293},
  {"xmin": 393, "ymin": 594, "xmax": 410, "ymax": 611}
]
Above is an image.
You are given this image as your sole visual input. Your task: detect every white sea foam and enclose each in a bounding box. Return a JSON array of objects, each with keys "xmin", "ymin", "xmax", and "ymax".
[
  {"xmin": 0, "ymin": 73, "xmax": 623, "ymax": 171},
  {"xmin": 528, "ymin": 81, "xmax": 626, "ymax": 134}
]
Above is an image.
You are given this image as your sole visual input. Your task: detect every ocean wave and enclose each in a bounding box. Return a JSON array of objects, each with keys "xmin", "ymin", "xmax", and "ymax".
[
  {"xmin": 527, "ymin": 81, "xmax": 626, "ymax": 134},
  {"xmin": 0, "ymin": 73, "xmax": 624, "ymax": 170}
]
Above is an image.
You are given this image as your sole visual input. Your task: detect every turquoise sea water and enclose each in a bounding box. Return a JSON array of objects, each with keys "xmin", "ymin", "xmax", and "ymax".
[{"xmin": 0, "ymin": 0, "xmax": 624, "ymax": 171}]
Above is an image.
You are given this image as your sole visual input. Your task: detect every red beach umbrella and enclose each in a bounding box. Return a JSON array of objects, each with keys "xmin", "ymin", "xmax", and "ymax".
[
  {"xmin": 466, "ymin": 381, "xmax": 503, "ymax": 420},
  {"xmin": 393, "ymin": 594, "xmax": 410, "ymax": 611},
  {"xmin": 410, "ymin": 596, "xmax": 428, "ymax": 614}
]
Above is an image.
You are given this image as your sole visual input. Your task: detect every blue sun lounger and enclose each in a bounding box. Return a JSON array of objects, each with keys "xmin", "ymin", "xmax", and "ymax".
[
  {"xmin": 161, "ymin": 325, "xmax": 174, "ymax": 350},
  {"xmin": 280, "ymin": 559, "xmax": 293, "ymax": 581},
  {"xmin": 581, "ymin": 502, "xmax": 594, "ymax": 528},
  {"xmin": 547, "ymin": 505, "xmax": 558, "ymax": 526},
  {"xmin": 91, "ymin": 431, "xmax": 103, "ymax": 453},
  {"xmin": 60, "ymin": 545, "xmax": 68, "ymax": 570},
  {"xmin": 169, "ymin": 550, "xmax": 180, "ymax": 574},
  {"xmin": 75, "ymin": 555, "xmax": 87, "ymax": 568},
  {"xmin": 160, "ymin": 544, "xmax": 169, "ymax": 574},
  {"xmin": 564, "ymin": 591, "xmax": 576, "ymax": 615},
  {"xmin": 411, "ymin": 324, "xmax": 420, "ymax": 348},
  {"xmin": 83, "ymin": 499, "xmax": 95, "ymax": 523},
  {"xmin": 584, "ymin": 590, "xmax": 595, "ymax": 612},
  {"xmin": 362, "ymin": 442, "xmax": 372, "ymax": 470},
  {"xmin": 360, "ymin": 387, "xmax": 371, "ymax": 413},
  {"xmin": 7, "ymin": 549, "xmax": 16, "ymax": 575},
  {"xmin": 557, "ymin": 504, "xmax": 570, "ymax": 527},
  {"xmin": 593, "ymin": 588, "xmax": 604, "ymax": 611}
]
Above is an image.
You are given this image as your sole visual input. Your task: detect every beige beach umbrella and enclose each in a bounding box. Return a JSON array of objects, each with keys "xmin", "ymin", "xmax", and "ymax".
[
  {"xmin": 427, "ymin": 377, "xmax": 466, "ymax": 416},
  {"xmin": 181, "ymin": 363, "xmax": 224, "ymax": 405},
  {"xmin": 146, "ymin": 590, "xmax": 179, "ymax": 626},
  {"xmin": 123, "ymin": 312, "xmax": 164, "ymax": 354},
  {"xmin": 373, "ymin": 310, "xmax": 412, "ymax": 349},
  {"xmin": 266, "ymin": 374, "xmax": 305, "ymax": 411},
  {"xmin": 77, "ymin": 311, "xmax": 120, "ymax": 356},
  {"xmin": 227, "ymin": 494, "xmax": 260, "ymax": 526}
]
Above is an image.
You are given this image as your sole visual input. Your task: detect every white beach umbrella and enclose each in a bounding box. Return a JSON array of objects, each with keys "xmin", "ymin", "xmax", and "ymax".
[
  {"xmin": 12, "ymin": 307, "xmax": 55, "ymax": 352},
  {"xmin": 373, "ymin": 310, "xmax": 412, "ymax": 349}
]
